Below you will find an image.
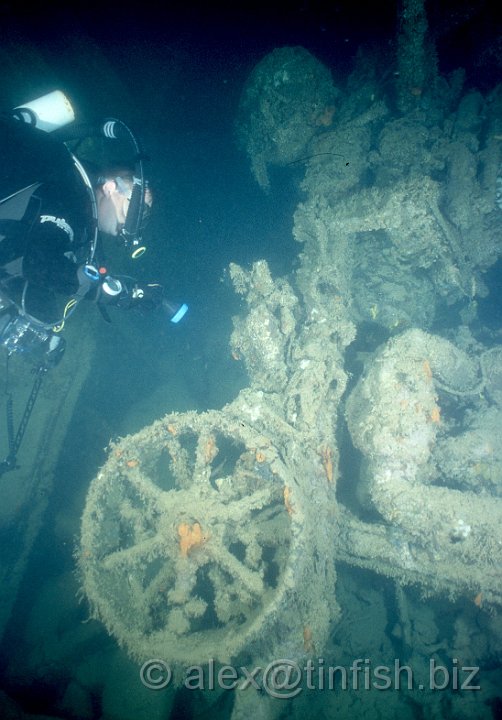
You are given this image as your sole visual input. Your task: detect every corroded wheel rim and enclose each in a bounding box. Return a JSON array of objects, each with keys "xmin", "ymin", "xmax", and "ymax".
[{"xmin": 79, "ymin": 410, "xmax": 299, "ymax": 665}]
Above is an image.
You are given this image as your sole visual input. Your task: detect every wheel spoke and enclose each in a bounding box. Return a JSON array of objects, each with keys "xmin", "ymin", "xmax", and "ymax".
[{"xmin": 211, "ymin": 545, "xmax": 265, "ymax": 597}]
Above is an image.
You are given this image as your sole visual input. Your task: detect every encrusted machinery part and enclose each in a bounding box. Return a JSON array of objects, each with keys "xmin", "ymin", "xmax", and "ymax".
[
  {"xmin": 235, "ymin": 46, "xmax": 339, "ymax": 190},
  {"xmin": 79, "ymin": 407, "xmax": 337, "ymax": 667},
  {"xmin": 481, "ymin": 346, "xmax": 502, "ymax": 407},
  {"xmin": 345, "ymin": 329, "xmax": 502, "ymax": 599},
  {"xmin": 336, "ymin": 509, "xmax": 502, "ymax": 605}
]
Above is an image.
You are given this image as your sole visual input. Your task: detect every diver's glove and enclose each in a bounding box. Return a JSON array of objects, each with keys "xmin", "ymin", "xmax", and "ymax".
[
  {"xmin": 108, "ymin": 280, "xmax": 164, "ymax": 313},
  {"xmin": 99, "ymin": 277, "xmax": 188, "ymax": 323},
  {"xmin": 125, "ymin": 282, "xmax": 164, "ymax": 313},
  {"xmin": 127, "ymin": 284, "xmax": 189, "ymax": 323}
]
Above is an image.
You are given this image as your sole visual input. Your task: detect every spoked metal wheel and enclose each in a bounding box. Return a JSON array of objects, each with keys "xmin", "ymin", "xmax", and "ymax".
[{"xmin": 79, "ymin": 410, "xmax": 307, "ymax": 665}]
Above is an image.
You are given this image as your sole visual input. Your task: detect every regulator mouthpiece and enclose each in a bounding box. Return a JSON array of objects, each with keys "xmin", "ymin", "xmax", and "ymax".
[{"xmin": 13, "ymin": 90, "xmax": 75, "ymax": 133}]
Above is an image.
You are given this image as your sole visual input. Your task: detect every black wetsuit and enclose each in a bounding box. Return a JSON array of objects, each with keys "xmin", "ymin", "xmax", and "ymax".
[{"xmin": 0, "ymin": 116, "xmax": 94, "ymax": 323}]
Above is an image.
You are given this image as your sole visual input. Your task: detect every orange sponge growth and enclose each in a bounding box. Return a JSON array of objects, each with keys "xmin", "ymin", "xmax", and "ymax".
[{"xmin": 178, "ymin": 522, "xmax": 208, "ymax": 558}]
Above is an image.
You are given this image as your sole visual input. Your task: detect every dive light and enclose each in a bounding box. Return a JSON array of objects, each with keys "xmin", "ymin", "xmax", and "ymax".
[
  {"xmin": 13, "ymin": 90, "xmax": 75, "ymax": 133},
  {"xmin": 163, "ymin": 299, "xmax": 188, "ymax": 324}
]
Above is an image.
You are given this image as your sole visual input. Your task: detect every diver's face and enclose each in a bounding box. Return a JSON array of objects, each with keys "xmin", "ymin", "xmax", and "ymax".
[{"xmin": 96, "ymin": 181, "xmax": 130, "ymax": 236}]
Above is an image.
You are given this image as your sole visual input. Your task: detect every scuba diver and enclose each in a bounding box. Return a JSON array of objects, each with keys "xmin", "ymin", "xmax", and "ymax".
[{"xmin": 0, "ymin": 90, "xmax": 188, "ymax": 474}]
